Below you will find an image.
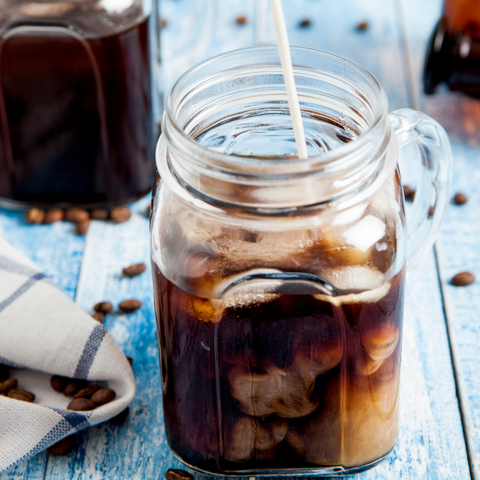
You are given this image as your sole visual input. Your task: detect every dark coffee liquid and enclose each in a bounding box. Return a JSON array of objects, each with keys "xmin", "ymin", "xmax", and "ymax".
[
  {"xmin": 0, "ymin": 17, "xmax": 155, "ymax": 206},
  {"xmin": 153, "ymin": 264, "xmax": 404, "ymax": 474}
]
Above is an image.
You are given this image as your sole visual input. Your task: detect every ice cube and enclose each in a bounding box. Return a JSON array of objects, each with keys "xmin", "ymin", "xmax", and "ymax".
[
  {"xmin": 230, "ymin": 360, "xmax": 321, "ymax": 419},
  {"xmin": 342, "ymin": 215, "xmax": 386, "ymax": 252},
  {"xmin": 17, "ymin": 2, "xmax": 75, "ymax": 17},
  {"xmin": 314, "ymin": 270, "xmax": 391, "ymax": 307},
  {"xmin": 229, "ymin": 364, "xmax": 282, "ymax": 417},
  {"xmin": 360, "ymin": 323, "xmax": 399, "ymax": 361},
  {"xmin": 225, "ymin": 416, "xmax": 288, "ymax": 462}
]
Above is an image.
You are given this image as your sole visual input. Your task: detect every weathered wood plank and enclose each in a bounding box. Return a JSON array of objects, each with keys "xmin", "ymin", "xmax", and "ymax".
[{"xmin": 399, "ymin": 0, "xmax": 480, "ymax": 477}]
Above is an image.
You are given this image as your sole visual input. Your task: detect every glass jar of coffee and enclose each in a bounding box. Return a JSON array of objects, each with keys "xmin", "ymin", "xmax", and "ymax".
[{"xmin": 151, "ymin": 47, "xmax": 452, "ymax": 476}]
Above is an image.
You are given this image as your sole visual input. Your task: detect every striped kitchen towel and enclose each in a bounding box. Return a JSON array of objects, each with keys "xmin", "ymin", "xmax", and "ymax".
[{"xmin": 0, "ymin": 237, "xmax": 136, "ymax": 473}]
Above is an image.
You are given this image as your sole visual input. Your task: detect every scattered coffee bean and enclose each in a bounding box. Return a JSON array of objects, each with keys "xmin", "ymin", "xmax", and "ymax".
[
  {"xmin": 451, "ymin": 272, "xmax": 475, "ymax": 287},
  {"xmin": 122, "ymin": 263, "xmax": 146, "ymax": 278},
  {"xmin": 236, "ymin": 15, "xmax": 247, "ymax": 25},
  {"xmin": 159, "ymin": 18, "xmax": 168, "ymax": 29},
  {"xmin": 90, "ymin": 208, "xmax": 109, "ymax": 220},
  {"xmin": 428, "ymin": 205, "xmax": 435, "ymax": 218},
  {"xmin": 94, "ymin": 301, "xmax": 113, "ymax": 314},
  {"xmin": 67, "ymin": 397, "xmax": 96, "ymax": 411},
  {"xmin": 126, "ymin": 355, "xmax": 133, "ymax": 366},
  {"xmin": 64, "ymin": 381, "xmax": 81, "ymax": 397},
  {"xmin": 0, "ymin": 378, "xmax": 17, "ymax": 394},
  {"xmin": 47, "ymin": 435, "xmax": 76, "ymax": 455},
  {"xmin": 110, "ymin": 206, "xmax": 131, "ymax": 223},
  {"xmin": 74, "ymin": 385, "xmax": 100, "ymax": 399},
  {"xmin": 0, "ymin": 364, "xmax": 9, "ymax": 382},
  {"xmin": 109, "ymin": 407, "xmax": 129, "ymax": 425},
  {"xmin": 25, "ymin": 208, "xmax": 45, "ymax": 225},
  {"xmin": 91, "ymin": 388, "xmax": 116, "ymax": 406},
  {"xmin": 92, "ymin": 312, "xmax": 105, "ymax": 324},
  {"xmin": 75, "ymin": 219, "xmax": 90, "ymax": 235},
  {"xmin": 44, "ymin": 208, "xmax": 65, "ymax": 224},
  {"xmin": 8, "ymin": 389, "xmax": 35, "ymax": 402},
  {"xmin": 165, "ymin": 469, "xmax": 194, "ymax": 480},
  {"xmin": 299, "ymin": 18, "xmax": 311, "ymax": 27},
  {"xmin": 403, "ymin": 185, "xmax": 416, "ymax": 202},
  {"xmin": 119, "ymin": 299, "xmax": 142, "ymax": 313},
  {"xmin": 453, "ymin": 193, "xmax": 468, "ymax": 205},
  {"xmin": 147, "ymin": 204, "xmax": 152, "ymax": 216},
  {"xmin": 356, "ymin": 20, "xmax": 369, "ymax": 31},
  {"xmin": 65, "ymin": 208, "xmax": 89, "ymax": 223},
  {"xmin": 51, "ymin": 375, "xmax": 69, "ymax": 393}
]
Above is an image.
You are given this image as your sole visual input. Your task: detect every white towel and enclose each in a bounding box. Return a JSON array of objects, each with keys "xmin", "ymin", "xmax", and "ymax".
[{"xmin": 0, "ymin": 237, "xmax": 136, "ymax": 473}]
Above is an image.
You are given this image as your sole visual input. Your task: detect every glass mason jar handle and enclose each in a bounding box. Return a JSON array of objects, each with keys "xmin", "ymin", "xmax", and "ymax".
[{"xmin": 389, "ymin": 108, "xmax": 452, "ymax": 270}]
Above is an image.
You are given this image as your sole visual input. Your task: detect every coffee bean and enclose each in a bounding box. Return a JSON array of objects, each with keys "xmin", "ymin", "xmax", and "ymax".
[
  {"xmin": 51, "ymin": 375, "xmax": 69, "ymax": 393},
  {"xmin": 147, "ymin": 204, "xmax": 152, "ymax": 216},
  {"xmin": 92, "ymin": 312, "xmax": 105, "ymax": 324},
  {"xmin": 75, "ymin": 219, "xmax": 90, "ymax": 235},
  {"xmin": 428, "ymin": 206, "xmax": 435, "ymax": 218},
  {"xmin": 119, "ymin": 299, "xmax": 142, "ymax": 313},
  {"xmin": 356, "ymin": 20, "xmax": 369, "ymax": 31},
  {"xmin": 74, "ymin": 385, "xmax": 100, "ymax": 399},
  {"xmin": 299, "ymin": 18, "xmax": 311, "ymax": 27},
  {"xmin": 453, "ymin": 193, "xmax": 468, "ymax": 205},
  {"xmin": 90, "ymin": 208, "xmax": 109, "ymax": 220},
  {"xmin": 47, "ymin": 435, "xmax": 76, "ymax": 455},
  {"xmin": 0, "ymin": 378, "xmax": 17, "ymax": 394},
  {"xmin": 159, "ymin": 18, "xmax": 167, "ymax": 29},
  {"xmin": 122, "ymin": 263, "xmax": 146, "ymax": 278},
  {"xmin": 65, "ymin": 208, "xmax": 89, "ymax": 223},
  {"xmin": 25, "ymin": 208, "xmax": 45, "ymax": 225},
  {"xmin": 165, "ymin": 469, "xmax": 194, "ymax": 480},
  {"xmin": 110, "ymin": 206, "xmax": 131, "ymax": 223},
  {"xmin": 0, "ymin": 364, "xmax": 9, "ymax": 382},
  {"xmin": 403, "ymin": 185, "xmax": 416, "ymax": 202},
  {"xmin": 91, "ymin": 388, "xmax": 116, "ymax": 406},
  {"xmin": 236, "ymin": 15, "xmax": 247, "ymax": 25},
  {"xmin": 44, "ymin": 208, "xmax": 64, "ymax": 224},
  {"xmin": 109, "ymin": 407, "xmax": 129, "ymax": 425},
  {"xmin": 64, "ymin": 381, "xmax": 81, "ymax": 397},
  {"xmin": 8, "ymin": 389, "xmax": 35, "ymax": 402},
  {"xmin": 94, "ymin": 301, "xmax": 113, "ymax": 314},
  {"xmin": 67, "ymin": 397, "xmax": 96, "ymax": 411},
  {"xmin": 126, "ymin": 355, "xmax": 133, "ymax": 366},
  {"xmin": 451, "ymin": 272, "xmax": 475, "ymax": 286}
]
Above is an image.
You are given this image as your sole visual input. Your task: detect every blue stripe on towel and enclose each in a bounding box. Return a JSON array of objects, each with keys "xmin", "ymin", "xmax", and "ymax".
[
  {"xmin": 11, "ymin": 418, "xmax": 71, "ymax": 469},
  {"xmin": 0, "ymin": 356, "xmax": 24, "ymax": 369},
  {"xmin": 74, "ymin": 324, "xmax": 108, "ymax": 379},
  {"xmin": 50, "ymin": 408, "xmax": 90, "ymax": 430},
  {"xmin": 0, "ymin": 272, "xmax": 46, "ymax": 313},
  {"xmin": 0, "ymin": 255, "xmax": 40, "ymax": 277}
]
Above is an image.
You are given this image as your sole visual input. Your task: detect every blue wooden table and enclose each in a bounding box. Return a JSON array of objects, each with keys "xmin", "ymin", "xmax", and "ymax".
[{"xmin": 1, "ymin": 0, "xmax": 479, "ymax": 478}]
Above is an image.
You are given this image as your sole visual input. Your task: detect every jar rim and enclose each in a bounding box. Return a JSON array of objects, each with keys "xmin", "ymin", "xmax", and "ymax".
[
  {"xmin": 160, "ymin": 45, "xmax": 395, "ymax": 212},
  {"xmin": 164, "ymin": 45, "xmax": 389, "ymax": 173}
]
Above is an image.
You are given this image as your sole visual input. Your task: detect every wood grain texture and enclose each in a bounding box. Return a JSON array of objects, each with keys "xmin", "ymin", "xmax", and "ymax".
[
  {"xmin": 0, "ymin": 0, "xmax": 474, "ymax": 478},
  {"xmin": 399, "ymin": 0, "xmax": 480, "ymax": 477}
]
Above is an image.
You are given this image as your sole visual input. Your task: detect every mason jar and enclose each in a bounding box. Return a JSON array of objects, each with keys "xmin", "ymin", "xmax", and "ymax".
[{"xmin": 151, "ymin": 47, "xmax": 452, "ymax": 476}]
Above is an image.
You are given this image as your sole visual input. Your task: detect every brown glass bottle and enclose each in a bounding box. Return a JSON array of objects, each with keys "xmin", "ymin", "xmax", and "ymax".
[
  {"xmin": 0, "ymin": 17, "xmax": 155, "ymax": 207},
  {"xmin": 424, "ymin": 0, "xmax": 480, "ymax": 96}
]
